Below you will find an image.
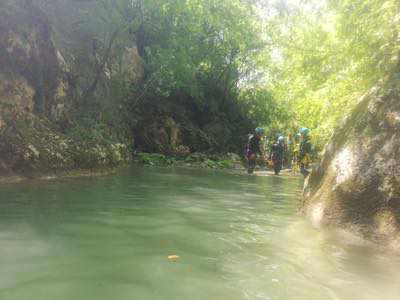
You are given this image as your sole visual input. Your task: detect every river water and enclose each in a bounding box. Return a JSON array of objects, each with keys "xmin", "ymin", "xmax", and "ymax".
[{"xmin": 0, "ymin": 167, "xmax": 399, "ymax": 300}]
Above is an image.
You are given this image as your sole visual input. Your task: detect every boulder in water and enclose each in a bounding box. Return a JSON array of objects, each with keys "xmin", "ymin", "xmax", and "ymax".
[{"xmin": 303, "ymin": 82, "xmax": 400, "ymax": 251}]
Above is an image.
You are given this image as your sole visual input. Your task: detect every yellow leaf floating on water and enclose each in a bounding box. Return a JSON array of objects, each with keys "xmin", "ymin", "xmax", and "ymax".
[{"xmin": 168, "ymin": 255, "xmax": 180, "ymax": 262}]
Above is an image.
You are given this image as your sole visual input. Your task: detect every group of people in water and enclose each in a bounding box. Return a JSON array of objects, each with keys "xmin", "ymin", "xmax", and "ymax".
[{"xmin": 245, "ymin": 127, "xmax": 312, "ymax": 177}]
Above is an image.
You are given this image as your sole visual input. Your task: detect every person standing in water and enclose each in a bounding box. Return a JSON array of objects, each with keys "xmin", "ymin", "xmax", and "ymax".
[
  {"xmin": 299, "ymin": 127, "xmax": 312, "ymax": 177},
  {"xmin": 270, "ymin": 136, "xmax": 285, "ymax": 175},
  {"xmin": 245, "ymin": 127, "xmax": 265, "ymax": 174}
]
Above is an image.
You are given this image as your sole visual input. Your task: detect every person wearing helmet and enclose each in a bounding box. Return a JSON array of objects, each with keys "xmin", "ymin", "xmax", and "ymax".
[
  {"xmin": 299, "ymin": 127, "xmax": 312, "ymax": 177},
  {"xmin": 245, "ymin": 127, "xmax": 265, "ymax": 174},
  {"xmin": 299, "ymin": 127, "xmax": 310, "ymax": 136},
  {"xmin": 270, "ymin": 135, "xmax": 285, "ymax": 175}
]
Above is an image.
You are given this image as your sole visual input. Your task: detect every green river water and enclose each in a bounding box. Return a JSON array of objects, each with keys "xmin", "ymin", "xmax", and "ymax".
[{"xmin": 0, "ymin": 167, "xmax": 399, "ymax": 300}]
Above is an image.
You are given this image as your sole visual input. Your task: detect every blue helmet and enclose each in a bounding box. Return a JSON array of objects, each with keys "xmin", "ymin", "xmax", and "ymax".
[
  {"xmin": 299, "ymin": 127, "xmax": 310, "ymax": 136},
  {"xmin": 255, "ymin": 127, "xmax": 265, "ymax": 135},
  {"xmin": 278, "ymin": 136, "xmax": 285, "ymax": 143}
]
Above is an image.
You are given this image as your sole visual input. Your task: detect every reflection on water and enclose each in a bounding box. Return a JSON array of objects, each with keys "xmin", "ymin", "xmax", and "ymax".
[{"xmin": 0, "ymin": 167, "xmax": 399, "ymax": 300}]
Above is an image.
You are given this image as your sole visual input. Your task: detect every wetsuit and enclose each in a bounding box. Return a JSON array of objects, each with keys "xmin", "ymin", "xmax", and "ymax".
[
  {"xmin": 246, "ymin": 135, "xmax": 261, "ymax": 174},
  {"xmin": 299, "ymin": 136, "xmax": 312, "ymax": 177},
  {"xmin": 270, "ymin": 142, "xmax": 284, "ymax": 175}
]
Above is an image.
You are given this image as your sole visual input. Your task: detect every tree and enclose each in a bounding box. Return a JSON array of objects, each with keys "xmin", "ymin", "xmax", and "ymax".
[{"xmin": 264, "ymin": 0, "xmax": 400, "ymax": 150}]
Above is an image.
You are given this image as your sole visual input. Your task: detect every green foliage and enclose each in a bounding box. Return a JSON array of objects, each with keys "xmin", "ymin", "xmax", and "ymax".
[
  {"xmin": 136, "ymin": 153, "xmax": 176, "ymax": 166},
  {"xmin": 136, "ymin": 152, "xmax": 236, "ymax": 169},
  {"xmin": 105, "ymin": 0, "xmax": 266, "ymax": 153},
  {"xmin": 141, "ymin": 0, "xmax": 262, "ymax": 99},
  {"xmin": 7, "ymin": 0, "xmax": 397, "ymax": 161},
  {"xmin": 65, "ymin": 110, "xmax": 133, "ymax": 148},
  {"xmin": 33, "ymin": 0, "xmax": 268, "ymax": 154},
  {"xmin": 184, "ymin": 153, "xmax": 235, "ymax": 169},
  {"xmin": 239, "ymin": 88, "xmax": 293, "ymax": 135},
  {"xmin": 265, "ymin": 0, "xmax": 400, "ymax": 150}
]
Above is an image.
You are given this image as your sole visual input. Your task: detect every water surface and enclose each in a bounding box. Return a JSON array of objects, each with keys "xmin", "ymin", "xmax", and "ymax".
[{"xmin": 0, "ymin": 167, "xmax": 399, "ymax": 300}]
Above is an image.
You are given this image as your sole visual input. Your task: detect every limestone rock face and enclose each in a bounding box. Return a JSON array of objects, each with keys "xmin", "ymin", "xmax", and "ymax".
[
  {"xmin": 0, "ymin": 73, "xmax": 35, "ymax": 130},
  {"xmin": 0, "ymin": 74, "xmax": 35, "ymax": 110},
  {"xmin": 121, "ymin": 47, "xmax": 144, "ymax": 83},
  {"xmin": 303, "ymin": 84, "xmax": 400, "ymax": 250},
  {"xmin": 135, "ymin": 117, "xmax": 184, "ymax": 154},
  {"xmin": 0, "ymin": 0, "xmax": 67, "ymax": 118}
]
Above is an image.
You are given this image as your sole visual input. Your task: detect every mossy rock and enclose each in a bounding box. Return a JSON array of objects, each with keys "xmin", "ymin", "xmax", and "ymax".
[
  {"xmin": 0, "ymin": 114, "xmax": 131, "ymax": 175},
  {"xmin": 303, "ymin": 81, "xmax": 400, "ymax": 251}
]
